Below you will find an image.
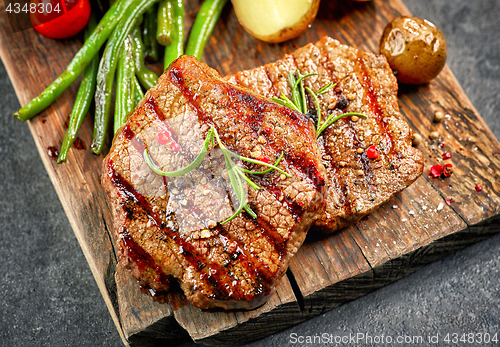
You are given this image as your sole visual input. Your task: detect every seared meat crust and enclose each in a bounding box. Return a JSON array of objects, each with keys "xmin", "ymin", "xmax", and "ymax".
[
  {"xmin": 226, "ymin": 37, "xmax": 424, "ymax": 233},
  {"xmin": 102, "ymin": 56, "xmax": 327, "ymax": 309}
]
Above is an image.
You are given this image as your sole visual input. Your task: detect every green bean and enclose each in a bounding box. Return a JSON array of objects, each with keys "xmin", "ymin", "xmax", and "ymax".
[
  {"xmin": 114, "ymin": 37, "xmax": 135, "ymax": 134},
  {"xmin": 132, "ymin": 76, "xmax": 144, "ymax": 105},
  {"xmin": 92, "ymin": 0, "xmax": 160, "ymax": 154},
  {"xmin": 13, "ymin": 0, "xmax": 135, "ymax": 121},
  {"xmin": 164, "ymin": 0, "xmax": 184, "ymax": 68},
  {"xmin": 185, "ymin": 0, "xmax": 227, "ymax": 60},
  {"xmin": 143, "ymin": 5, "xmax": 159, "ymax": 62},
  {"xmin": 131, "ymin": 27, "xmax": 159, "ymax": 90},
  {"xmin": 57, "ymin": 15, "xmax": 99, "ymax": 164},
  {"xmin": 156, "ymin": 0, "xmax": 174, "ymax": 46}
]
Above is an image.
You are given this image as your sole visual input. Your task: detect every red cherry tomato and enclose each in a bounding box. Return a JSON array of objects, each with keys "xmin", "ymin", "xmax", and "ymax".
[{"xmin": 30, "ymin": 0, "xmax": 91, "ymax": 39}]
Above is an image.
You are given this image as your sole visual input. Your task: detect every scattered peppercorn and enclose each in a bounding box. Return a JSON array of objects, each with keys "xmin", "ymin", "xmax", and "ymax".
[
  {"xmin": 442, "ymin": 163, "xmax": 453, "ymax": 177},
  {"xmin": 434, "ymin": 111, "xmax": 444, "ymax": 122},
  {"xmin": 412, "ymin": 133, "xmax": 422, "ymax": 146},
  {"xmin": 429, "ymin": 131, "xmax": 439, "ymax": 140},
  {"xmin": 439, "ymin": 142, "xmax": 446, "ymax": 148},
  {"xmin": 200, "ymin": 229, "xmax": 211, "ymax": 239},
  {"xmin": 429, "ymin": 165, "xmax": 443, "ymax": 178},
  {"xmin": 366, "ymin": 145, "xmax": 380, "ymax": 159},
  {"xmin": 475, "ymin": 184, "xmax": 483, "ymax": 192},
  {"xmin": 442, "ymin": 152, "xmax": 452, "ymax": 160},
  {"xmin": 170, "ymin": 142, "xmax": 181, "ymax": 152},
  {"xmin": 157, "ymin": 130, "xmax": 171, "ymax": 144}
]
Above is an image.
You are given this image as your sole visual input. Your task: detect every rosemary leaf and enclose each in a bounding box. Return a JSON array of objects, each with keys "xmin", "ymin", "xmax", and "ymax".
[
  {"xmin": 144, "ymin": 125, "xmax": 284, "ymax": 225},
  {"xmin": 271, "ymin": 95, "xmax": 299, "ymax": 112},
  {"xmin": 289, "ymin": 71, "xmax": 302, "ymax": 112},
  {"xmin": 317, "ymin": 82, "xmax": 336, "ymax": 95},
  {"xmin": 220, "ymin": 148, "xmax": 247, "ymax": 225},
  {"xmin": 293, "ymin": 72, "xmax": 317, "ymax": 90},
  {"xmin": 235, "ymin": 166, "xmax": 260, "ymax": 191},
  {"xmin": 305, "ymin": 86, "xmax": 322, "ymax": 137},
  {"xmin": 143, "ymin": 127, "xmax": 214, "ymax": 176},
  {"xmin": 227, "ymin": 150, "xmax": 290, "ymax": 177},
  {"xmin": 316, "ymin": 112, "xmax": 367, "ymax": 137},
  {"xmin": 295, "ymin": 72, "xmax": 316, "ymax": 114},
  {"xmin": 240, "ymin": 152, "xmax": 284, "ymax": 175}
]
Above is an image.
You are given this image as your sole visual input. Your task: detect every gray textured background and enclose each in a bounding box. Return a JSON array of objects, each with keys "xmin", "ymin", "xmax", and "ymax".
[{"xmin": 1, "ymin": 0, "xmax": 499, "ymax": 346}]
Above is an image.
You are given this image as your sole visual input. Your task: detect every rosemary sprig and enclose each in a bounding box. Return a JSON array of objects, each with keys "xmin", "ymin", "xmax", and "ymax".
[
  {"xmin": 315, "ymin": 112, "xmax": 367, "ymax": 137},
  {"xmin": 271, "ymin": 72, "xmax": 366, "ymax": 137},
  {"xmin": 143, "ymin": 126, "xmax": 288, "ymax": 224},
  {"xmin": 144, "ymin": 127, "xmax": 214, "ymax": 177}
]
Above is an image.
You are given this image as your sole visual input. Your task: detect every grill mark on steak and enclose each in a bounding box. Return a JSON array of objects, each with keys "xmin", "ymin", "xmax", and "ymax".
[
  {"xmin": 107, "ymin": 161, "xmax": 234, "ymax": 298},
  {"xmin": 112, "ymin": 118, "xmax": 286, "ymax": 302},
  {"xmin": 323, "ymin": 140, "xmax": 353, "ymax": 214},
  {"xmin": 216, "ymin": 226, "xmax": 275, "ymax": 281},
  {"xmin": 315, "ymin": 45, "xmax": 357, "ymax": 215},
  {"xmin": 125, "ymin": 103, "xmax": 287, "ymax": 297},
  {"xmin": 226, "ymin": 37, "xmax": 424, "ymax": 233},
  {"xmin": 103, "ymin": 56, "xmax": 327, "ymax": 309},
  {"xmin": 320, "ymin": 50, "xmax": 377, "ymax": 194},
  {"xmin": 121, "ymin": 229, "xmax": 170, "ymax": 286},
  {"xmin": 225, "ymin": 88, "xmax": 326, "ymax": 191},
  {"xmin": 263, "ymin": 65, "xmax": 280, "ymax": 98},
  {"xmin": 354, "ymin": 55, "xmax": 400, "ymax": 192},
  {"xmin": 166, "ymin": 67, "xmax": 297, "ymax": 258},
  {"xmin": 169, "ymin": 65, "xmax": 325, "ymax": 192},
  {"xmin": 122, "ymin": 123, "xmax": 135, "ymax": 142},
  {"xmin": 356, "ymin": 56, "xmax": 396, "ymax": 159},
  {"xmin": 224, "ymin": 87, "xmax": 326, "ymax": 190}
]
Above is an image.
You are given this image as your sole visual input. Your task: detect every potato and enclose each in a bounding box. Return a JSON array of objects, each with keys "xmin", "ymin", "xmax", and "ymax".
[
  {"xmin": 231, "ymin": 0, "xmax": 320, "ymax": 43},
  {"xmin": 380, "ymin": 16, "xmax": 447, "ymax": 85}
]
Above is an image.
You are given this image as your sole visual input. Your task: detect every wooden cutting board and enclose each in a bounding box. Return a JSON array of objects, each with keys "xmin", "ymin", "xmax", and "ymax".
[{"xmin": 1, "ymin": 0, "xmax": 500, "ymax": 345}]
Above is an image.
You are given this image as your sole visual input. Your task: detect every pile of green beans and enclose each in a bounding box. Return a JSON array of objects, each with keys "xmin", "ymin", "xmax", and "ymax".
[{"xmin": 14, "ymin": 0, "xmax": 229, "ymax": 161}]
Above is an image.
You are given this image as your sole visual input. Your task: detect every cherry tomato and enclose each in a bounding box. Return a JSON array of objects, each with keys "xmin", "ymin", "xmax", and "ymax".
[{"xmin": 30, "ymin": 0, "xmax": 91, "ymax": 39}]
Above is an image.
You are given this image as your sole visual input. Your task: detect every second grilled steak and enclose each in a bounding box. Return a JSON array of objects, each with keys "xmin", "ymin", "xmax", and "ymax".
[
  {"xmin": 102, "ymin": 56, "xmax": 327, "ymax": 309},
  {"xmin": 227, "ymin": 37, "xmax": 424, "ymax": 233}
]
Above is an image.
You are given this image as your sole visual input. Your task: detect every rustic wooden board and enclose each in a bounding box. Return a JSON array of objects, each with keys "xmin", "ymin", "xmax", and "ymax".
[{"xmin": 1, "ymin": 0, "xmax": 500, "ymax": 345}]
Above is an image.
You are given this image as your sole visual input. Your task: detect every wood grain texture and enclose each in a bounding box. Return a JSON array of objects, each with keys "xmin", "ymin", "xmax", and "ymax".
[{"xmin": 1, "ymin": 0, "xmax": 500, "ymax": 345}]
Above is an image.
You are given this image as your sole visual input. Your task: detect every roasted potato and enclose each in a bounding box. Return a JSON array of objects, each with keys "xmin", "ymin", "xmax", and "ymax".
[
  {"xmin": 380, "ymin": 16, "xmax": 447, "ymax": 85},
  {"xmin": 231, "ymin": 0, "xmax": 320, "ymax": 43}
]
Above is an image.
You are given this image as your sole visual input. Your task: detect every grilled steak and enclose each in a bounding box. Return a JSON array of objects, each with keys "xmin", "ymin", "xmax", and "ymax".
[
  {"xmin": 226, "ymin": 37, "xmax": 424, "ymax": 233},
  {"xmin": 102, "ymin": 56, "xmax": 327, "ymax": 310}
]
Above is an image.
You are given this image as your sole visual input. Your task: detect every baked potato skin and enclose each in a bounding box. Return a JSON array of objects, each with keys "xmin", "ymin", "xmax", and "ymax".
[
  {"xmin": 232, "ymin": 0, "xmax": 320, "ymax": 43},
  {"xmin": 380, "ymin": 16, "xmax": 447, "ymax": 85}
]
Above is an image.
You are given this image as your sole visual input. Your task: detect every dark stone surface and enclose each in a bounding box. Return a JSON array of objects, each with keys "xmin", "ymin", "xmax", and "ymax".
[{"xmin": 0, "ymin": 0, "xmax": 499, "ymax": 346}]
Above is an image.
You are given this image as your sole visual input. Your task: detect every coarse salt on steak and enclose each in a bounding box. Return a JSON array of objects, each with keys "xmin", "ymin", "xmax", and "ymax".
[
  {"xmin": 226, "ymin": 37, "xmax": 424, "ymax": 233},
  {"xmin": 102, "ymin": 56, "xmax": 327, "ymax": 310}
]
